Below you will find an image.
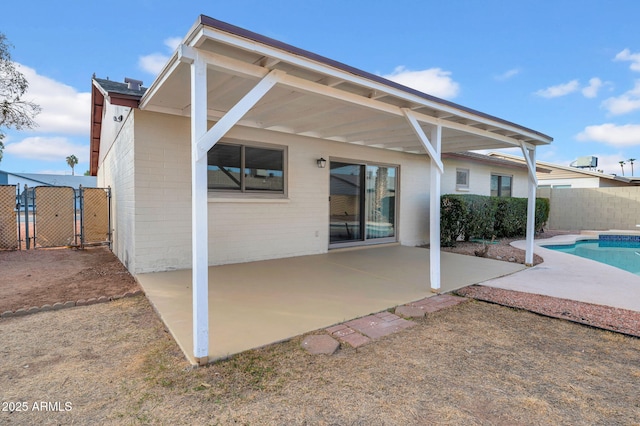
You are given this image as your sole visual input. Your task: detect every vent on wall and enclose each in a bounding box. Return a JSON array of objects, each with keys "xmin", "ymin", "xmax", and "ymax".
[{"xmin": 124, "ymin": 77, "xmax": 143, "ymax": 91}]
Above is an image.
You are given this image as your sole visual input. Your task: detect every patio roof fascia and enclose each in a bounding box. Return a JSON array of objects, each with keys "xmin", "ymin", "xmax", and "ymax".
[
  {"xmin": 141, "ymin": 41, "xmax": 546, "ymax": 154},
  {"xmin": 139, "ymin": 18, "xmax": 553, "ymax": 151},
  {"xmin": 192, "ymin": 15, "xmax": 552, "ymax": 146}
]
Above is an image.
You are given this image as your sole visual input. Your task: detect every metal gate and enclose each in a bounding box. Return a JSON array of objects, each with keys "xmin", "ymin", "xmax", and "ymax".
[
  {"xmin": 0, "ymin": 184, "xmax": 111, "ymax": 250},
  {"xmin": 0, "ymin": 185, "xmax": 18, "ymax": 250}
]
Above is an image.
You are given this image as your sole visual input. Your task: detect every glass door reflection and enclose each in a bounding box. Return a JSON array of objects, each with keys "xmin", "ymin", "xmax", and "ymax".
[{"xmin": 329, "ymin": 162, "xmax": 364, "ymax": 243}]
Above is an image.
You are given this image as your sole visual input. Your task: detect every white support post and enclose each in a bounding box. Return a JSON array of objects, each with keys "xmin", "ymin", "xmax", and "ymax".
[
  {"xmin": 429, "ymin": 125, "xmax": 442, "ymax": 291},
  {"xmin": 190, "ymin": 53, "xmax": 209, "ymax": 365},
  {"xmin": 403, "ymin": 109, "xmax": 443, "ymax": 291},
  {"xmin": 521, "ymin": 143, "xmax": 537, "ymax": 266},
  {"xmin": 187, "ymin": 56, "xmax": 282, "ymax": 365}
]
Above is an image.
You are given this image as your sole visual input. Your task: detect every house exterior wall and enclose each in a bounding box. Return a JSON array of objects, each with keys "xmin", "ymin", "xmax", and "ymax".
[
  {"xmin": 132, "ymin": 111, "xmax": 192, "ymax": 272},
  {"xmin": 98, "ymin": 103, "xmax": 133, "ymax": 166},
  {"xmin": 97, "ymin": 108, "xmax": 137, "ymax": 271},
  {"xmin": 538, "ymin": 177, "xmax": 631, "ymax": 188},
  {"xmin": 441, "ymin": 157, "xmax": 529, "ymax": 197},
  {"xmin": 125, "ymin": 110, "xmax": 431, "ymax": 273},
  {"xmin": 538, "ymin": 187, "xmax": 640, "ymax": 230},
  {"xmin": 538, "ymin": 177, "xmax": 600, "ymax": 188}
]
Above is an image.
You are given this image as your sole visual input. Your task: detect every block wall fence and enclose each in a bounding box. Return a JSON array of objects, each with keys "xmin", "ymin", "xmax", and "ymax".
[{"xmin": 537, "ymin": 187, "xmax": 640, "ymax": 231}]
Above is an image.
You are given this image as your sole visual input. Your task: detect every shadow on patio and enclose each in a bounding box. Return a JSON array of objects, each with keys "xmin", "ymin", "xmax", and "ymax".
[{"xmin": 136, "ymin": 245, "xmax": 524, "ymax": 364}]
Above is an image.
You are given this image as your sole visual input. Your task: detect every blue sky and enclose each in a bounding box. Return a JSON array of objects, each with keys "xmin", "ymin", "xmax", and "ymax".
[{"xmin": 2, "ymin": 0, "xmax": 640, "ymax": 176}]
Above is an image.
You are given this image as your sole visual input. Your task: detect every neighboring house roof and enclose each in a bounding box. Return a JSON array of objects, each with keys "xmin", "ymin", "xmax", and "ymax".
[
  {"xmin": 442, "ymin": 151, "xmax": 551, "ymax": 173},
  {"xmin": 0, "ymin": 170, "xmax": 97, "ymax": 188},
  {"xmin": 90, "ymin": 15, "xmax": 553, "ymax": 175},
  {"xmin": 487, "ymin": 152, "xmax": 639, "ymax": 185}
]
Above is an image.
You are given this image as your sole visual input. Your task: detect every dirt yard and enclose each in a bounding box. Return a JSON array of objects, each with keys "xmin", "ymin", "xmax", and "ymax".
[
  {"xmin": 1, "ymin": 296, "xmax": 639, "ymax": 425},
  {"xmin": 1, "ymin": 239, "xmax": 639, "ymax": 424},
  {"xmin": 440, "ymin": 229, "xmax": 575, "ymax": 265},
  {"xmin": 0, "ymin": 247, "xmax": 139, "ymax": 313}
]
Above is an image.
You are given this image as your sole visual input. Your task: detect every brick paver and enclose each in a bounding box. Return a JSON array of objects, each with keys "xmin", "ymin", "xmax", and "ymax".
[
  {"xmin": 408, "ymin": 294, "xmax": 468, "ymax": 313},
  {"xmin": 315, "ymin": 294, "xmax": 469, "ymax": 354}
]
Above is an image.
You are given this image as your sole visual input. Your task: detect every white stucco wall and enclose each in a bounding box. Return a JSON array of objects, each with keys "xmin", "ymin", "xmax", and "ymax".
[
  {"xmin": 441, "ymin": 157, "xmax": 529, "ymax": 198},
  {"xmin": 96, "ymin": 110, "xmax": 136, "ymax": 271},
  {"xmin": 538, "ymin": 177, "xmax": 620, "ymax": 188},
  {"xmin": 125, "ymin": 110, "xmax": 431, "ymax": 273}
]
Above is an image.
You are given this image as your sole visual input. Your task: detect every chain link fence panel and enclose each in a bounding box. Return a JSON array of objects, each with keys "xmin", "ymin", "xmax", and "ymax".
[
  {"xmin": 0, "ymin": 185, "xmax": 18, "ymax": 250},
  {"xmin": 34, "ymin": 186, "xmax": 77, "ymax": 248},
  {"xmin": 82, "ymin": 187, "xmax": 110, "ymax": 244}
]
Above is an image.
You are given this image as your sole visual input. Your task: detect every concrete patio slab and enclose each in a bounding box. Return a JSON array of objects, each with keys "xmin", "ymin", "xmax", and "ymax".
[{"xmin": 136, "ymin": 245, "xmax": 524, "ymax": 364}]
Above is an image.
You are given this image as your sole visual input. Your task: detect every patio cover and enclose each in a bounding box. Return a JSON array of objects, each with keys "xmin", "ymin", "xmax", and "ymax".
[{"xmin": 138, "ymin": 15, "xmax": 553, "ymax": 364}]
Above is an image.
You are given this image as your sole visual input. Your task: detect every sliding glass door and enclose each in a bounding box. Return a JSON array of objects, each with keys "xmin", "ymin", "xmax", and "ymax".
[
  {"xmin": 329, "ymin": 162, "xmax": 363, "ymax": 244},
  {"xmin": 329, "ymin": 161, "xmax": 397, "ymax": 247},
  {"xmin": 365, "ymin": 165, "xmax": 396, "ymax": 240}
]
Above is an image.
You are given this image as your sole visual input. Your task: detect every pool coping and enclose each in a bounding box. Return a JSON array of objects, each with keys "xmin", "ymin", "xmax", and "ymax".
[
  {"xmin": 537, "ymin": 230, "xmax": 640, "ymax": 248},
  {"xmin": 476, "ymin": 234, "xmax": 640, "ymax": 313}
]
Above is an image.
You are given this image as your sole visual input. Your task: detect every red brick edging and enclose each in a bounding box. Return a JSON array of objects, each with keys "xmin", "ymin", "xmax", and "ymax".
[{"xmin": 0, "ymin": 289, "xmax": 145, "ymax": 319}]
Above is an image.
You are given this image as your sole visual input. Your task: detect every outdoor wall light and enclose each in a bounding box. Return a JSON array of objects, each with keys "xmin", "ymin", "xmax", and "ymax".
[
  {"xmin": 113, "ymin": 115, "xmax": 123, "ymax": 122},
  {"xmin": 317, "ymin": 158, "xmax": 327, "ymax": 168}
]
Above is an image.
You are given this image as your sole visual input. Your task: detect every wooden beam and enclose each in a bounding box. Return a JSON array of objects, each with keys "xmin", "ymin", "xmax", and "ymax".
[
  {"xmin": 403, "ymin": 109, "xmax": 444, "ymax": 173},
  {"xmin": 200, "ymin": 27, "xmax": 551, "ymax": 145},
  {"xmin": 195, "ymin": 69, "xmax": 282, "ymax": 161},
  {"xmin": 519, "ymin": 141, "xmax": 538, "ymax": 186}
]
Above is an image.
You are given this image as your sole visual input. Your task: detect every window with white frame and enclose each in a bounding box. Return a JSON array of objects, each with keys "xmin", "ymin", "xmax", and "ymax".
[
  {"xmin": 456, "ymin": 168, "xmax": 469, "ymax": 190},
  {"xmin": 490, "ymin": 174, "xmax": 512, "ymax": 197},
  {"xmin": 207, "ymin": 142, "xmax": 285, "ymax": 194}
]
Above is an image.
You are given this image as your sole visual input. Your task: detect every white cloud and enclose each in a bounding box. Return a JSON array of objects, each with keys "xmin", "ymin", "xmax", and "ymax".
[
  {"xmin": 576, "ymin": 123, "xmax": 640, "ymax": 147},
  {"xmin": 15, "ymin": 64, "xmax": 90, "ymax": 135},
  {"xmin": 494, "ymin": 68, "xmax": 520, "ymax": 81},
  {"xmin": 138, "ymin": 53, "xmax": 169, "ymax": 75},
  {"xmin": 5, "ymin": 136, "xmax": 89, "ymax": 162},
  {"xmin": 614, "ymin": 48, "xmax": 640, "ymax": 72},
  {"xmin": 534, "ymin": 80, "xmax": 580, "ymax": 98},
  {"xmin": 601, "ymin": 80, "xmax": 640, "ymax": 115},
  {"xmin": 139, "ymin": 36, "xmax": 182, "ymax": 76},
  {"xmin": 382, "ymin": 66, "xmax": 460, "ymax": 99},
  {"xmin": 581, "ymin": 77, "xmax": 603, "ymax": 98},
  {"xmin": 164, "ymin": 37, "xmax": 182, "ymax": 51}
]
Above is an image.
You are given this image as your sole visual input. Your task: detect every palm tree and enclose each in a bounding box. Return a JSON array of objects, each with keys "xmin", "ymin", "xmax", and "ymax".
[
  {"xmin": 628, "ymin": 158, "xmax": 636, "ymax": 176},
  {"xmin": 66, "ymin": 155, "xmax": 78, "ymax": 176},
  {"xmin": 619, "ymin": 160, "xmax": 625, "ymax": 176}
]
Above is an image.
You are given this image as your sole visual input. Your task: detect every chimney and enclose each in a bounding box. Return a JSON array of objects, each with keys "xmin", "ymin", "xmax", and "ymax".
[{"xmin": 124, "ymin": 77, "xmax": 143, "ymax": 91}]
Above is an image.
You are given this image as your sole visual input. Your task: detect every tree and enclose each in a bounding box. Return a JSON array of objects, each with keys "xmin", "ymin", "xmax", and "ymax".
[
  {"xmin": 0, "ymin": 32, "xmax": 41, "ymax": 162},
  {"xmin": 66, "ymin": 155, "xmax": 78, "ymax": 176},
  {"xmin": 619, "ymin": 160, "xmax": 625, "ymax": 176},
  {"xmin": 628, "ymin": 158, "xmax": 636, "ymax": 176}
]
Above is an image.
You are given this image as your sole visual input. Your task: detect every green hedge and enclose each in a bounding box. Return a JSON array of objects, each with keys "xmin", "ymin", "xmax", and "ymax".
[{"xmin": 440, "ymin": 194, "xmax": 550, "ymax": 246}]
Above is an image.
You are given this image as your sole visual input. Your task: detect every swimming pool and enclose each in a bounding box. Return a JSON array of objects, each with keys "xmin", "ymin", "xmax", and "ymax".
[{"xmin": 544, "ymin": 235, "xmax": 640, "ymax": 276}]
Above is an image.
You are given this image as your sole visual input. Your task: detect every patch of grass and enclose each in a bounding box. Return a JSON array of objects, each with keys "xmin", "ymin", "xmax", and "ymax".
[{"xmin": 228, "ymin": 351, "xmax": 276, "ymax": 390}]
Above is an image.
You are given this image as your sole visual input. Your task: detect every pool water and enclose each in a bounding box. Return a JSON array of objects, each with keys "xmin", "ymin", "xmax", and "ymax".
[{"xmin": 545, "ymin": 238, "xmax": 640, "ymax": 276}]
